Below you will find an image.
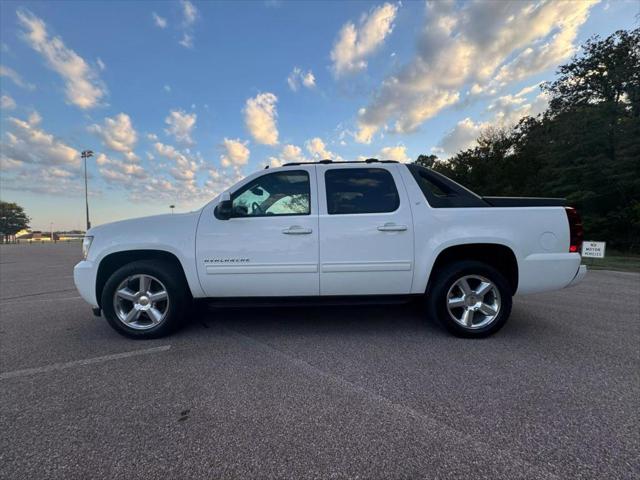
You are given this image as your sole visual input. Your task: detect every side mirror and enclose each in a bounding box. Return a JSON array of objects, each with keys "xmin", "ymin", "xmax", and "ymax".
[{"xmin": 214, "ymin": 192, "xmax": 233, "ymax": 220}]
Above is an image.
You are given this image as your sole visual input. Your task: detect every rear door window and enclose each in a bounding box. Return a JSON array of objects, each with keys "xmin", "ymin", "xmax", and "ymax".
[{"xmin": 325, "ymin": 168, "xmax": 399, "ymax": 215}]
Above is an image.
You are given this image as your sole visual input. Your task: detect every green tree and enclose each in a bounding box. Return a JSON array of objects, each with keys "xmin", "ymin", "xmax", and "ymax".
[
  {"xmin": 539, "ymin": 29, "xmax": 640, "ymax": 251},
  {"xmin": 0, "ymin": 201, "xmax": 30, "ymax": 243},
  {"xmin": 544, "ymin": 29, "xmax": 639, "ymax": 118},
  {"xmin": 415, "ymin": 154, "xmax": 439, "ymax": 168}
]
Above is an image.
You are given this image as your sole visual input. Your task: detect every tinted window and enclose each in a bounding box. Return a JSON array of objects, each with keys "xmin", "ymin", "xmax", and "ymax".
[
  {"xmin": 406, "ymin": 165, "xmax": 488, "ymax": 208},
  {"xmin": 325, "ymin": 168, "xmax": 399, "ymax": 215},
  {"xmin": 232, "ymin": 170, "xmax": 310, "ymax": 217}
]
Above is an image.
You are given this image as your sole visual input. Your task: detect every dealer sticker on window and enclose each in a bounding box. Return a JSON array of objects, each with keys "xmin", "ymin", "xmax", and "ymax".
[{"xmin": 582, "ymin": 241, "xmax": 606, "ymax": 258}]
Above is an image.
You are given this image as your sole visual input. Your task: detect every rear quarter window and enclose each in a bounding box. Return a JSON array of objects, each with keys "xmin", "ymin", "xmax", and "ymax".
[{"xmin": 407, "ymin": 165, "xmax": 488, "ymax": 208}]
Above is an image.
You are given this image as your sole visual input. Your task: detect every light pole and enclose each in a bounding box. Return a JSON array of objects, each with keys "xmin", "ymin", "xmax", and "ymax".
[
  {"xmin": 169, "ymin": 205, "xmax": 175, "ymax": 214},
  {"xmin": 81, "ymin": 150, "xmax": 93, "ymax": 231}
]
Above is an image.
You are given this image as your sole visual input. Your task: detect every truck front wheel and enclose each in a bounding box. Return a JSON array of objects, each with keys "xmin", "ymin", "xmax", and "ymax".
[
  {"xmin": 427, "ymin": 260, "xmax": 513, "ymax": 338},
  {"xmin": 101, "ymin": 260, "xmax": 189, "ymax": 339}
]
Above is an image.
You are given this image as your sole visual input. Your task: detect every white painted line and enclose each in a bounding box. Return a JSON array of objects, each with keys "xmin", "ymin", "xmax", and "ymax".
[
  {"xmin": 0, "ymin": 295, "xmax": 82, "ymax": 306},
  {"xmin": 0, "ymin": 345, "xmax": 171, "ymax": 380}
]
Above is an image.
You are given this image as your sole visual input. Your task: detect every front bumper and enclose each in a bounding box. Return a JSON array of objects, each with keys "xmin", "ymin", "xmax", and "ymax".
[
  {"xmin": 565, "ymin": 264, "xmax": 587, "ymax": 288},
  {"xmin": 73, "ymin": 260, "xmax": 98, "ymax": 307}
]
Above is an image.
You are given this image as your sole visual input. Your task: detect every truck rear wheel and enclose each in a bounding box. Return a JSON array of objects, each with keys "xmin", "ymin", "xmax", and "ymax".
[
  {"xmin": 101, "ymin": 260, "xmax": 189, "ymax": 339},
  {"xmin": 427, "ymin": 260, "xmax": 512, "ymax": 338}
]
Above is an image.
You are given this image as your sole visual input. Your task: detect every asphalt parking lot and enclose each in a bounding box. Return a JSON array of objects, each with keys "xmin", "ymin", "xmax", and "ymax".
[{"xmin": 0, "ymin": 243, "xmax": 638, "ymax": 480}]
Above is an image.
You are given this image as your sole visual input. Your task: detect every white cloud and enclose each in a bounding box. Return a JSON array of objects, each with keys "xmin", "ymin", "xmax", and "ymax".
[
  {"xmin": 97, "ymin": 153, "xmax": 146, "ymax": 185},
  {"xmin": 181, "ymin": 0, "xmax": 198, "ymax": 25},
  {"xmin": 489, "ymin": 91, "xmax": 549, "ymax": 125},
  {"xmin": 437, "ymin": 118, "xmax": 488, "ymax": 157},
  {"xmin": 203, "ymin": 167, "xmax": 244, "ymax": 200},
  {"xmin": 179, "ymin": 33, "xmax": 194, "ymax": 49},
  {"xmin": 1, "ymin": 95, "xmax": 16, "ymax": 110},
  {"xmin": 492, "ymin": 6, "xmax": 593, "ymax": 87},
  {"xmin": 220, "ymin": 138, "xmax": 250, "ymax": 167},
  {"xmin": 281, "ymin": 144, "xmax": 305, "ymax": 162},
  {"xmin": 0, "ymin": 157, "xmax": 24, "ymax": 171},
  {"xmin": 163, "ymin": 84, "xmax": 171, "ymax": 93},
  {"xmin": 0, "ymin": 65, "xmax": 35, "ymax": 90},
  {"xmin": 265, "ymin": 144, "xmax": 307, "ymax": 168},
  {"xmin": 152, "ymin": 12, "xmax": 167, "ymax": 28},
  {"xmin": 175, "ymin": 1, "xmax": 198, "ymax": 48},
  {"xmin": 244, "ymin": 93, "xmax": 279, "ymax": 145},
  {"xmin": 153, "ymin": 141, "xmax": 200, "ymax": 182},
  {"xmin": 302, "ymin": 71, "xmax": 316, "ymax": 88},
  {"xmin": 96, "ymin": 57, "xmax": 106, "ymax": 71},
  {"xmin": 17, "ymin": 9, "xmax": 106, "ymax": 109},
  {"xmin": 287, "ymin": 67, "xmax": 316, "ymax": 91},
  {"xmin": 331, "ymin": 2, "xmax": 399, "ymax": 77},
  {"xmin": 436, "ymin": 86, "xmax": 550, "ymax": 157},
  {"xmin": 96, "ymin": 141, "xmax": 239, "ymax": 207},
  {"xmin": 27, "ymin": 111, "xmax": 42, "ymax": 126},
  {"xmin": 0, "ymin": 165, "xmax": 86, "ymax": 196},
  {"xmin": 90, "ymin": 113, "xmax": 138, "ymax": 161},
  {"xmin": 514, "ymin": 83, "xmax": 542, "ymax": 98},
  {"xmin": 165, "ymin": 109, "xmax": 196, "ymax": 144},
  {"xmin": 287, "ymin": 72, "xmax": 298, "ymax": 91},
  {"xmin": 379, "ymin": 145, "xmax": 410, "ymax": 162},
  {"xmin": 48, "ymin": 167, "xmax": 75, "ymax": 178},
  {"xmin": 354, "ymin": 0, "xmax": 597, "ymax": 143},
  {"xmin": 306, "ymin": 137, "xmax": 333, "ymax": 160},
  {"xmin": 356, "ymin": 90, "xmax": 460, "ymax": 144},
  {"xmin": 1, "ymin": 112, "xmax": 79, "ymax": 168},
  {"xmin": 266, "ymin": 157, "xmax": 284, "ymax": 168}
]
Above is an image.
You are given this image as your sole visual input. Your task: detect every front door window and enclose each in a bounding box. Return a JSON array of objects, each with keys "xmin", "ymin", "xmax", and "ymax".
[{"xmin": 231, "ymin": 170, "xmax": 310, "ymax": 217}]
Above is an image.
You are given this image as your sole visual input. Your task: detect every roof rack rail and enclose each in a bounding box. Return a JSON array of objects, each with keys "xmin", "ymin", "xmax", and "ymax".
[{"xmin": 281, "ymin": 159, "xmax": 399, "ymax": 167}]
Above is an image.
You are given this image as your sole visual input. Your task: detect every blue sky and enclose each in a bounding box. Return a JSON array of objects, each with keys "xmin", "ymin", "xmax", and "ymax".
[{"xmin": 0, "ymin": 0, "xmax": 637, "ymax": 230}]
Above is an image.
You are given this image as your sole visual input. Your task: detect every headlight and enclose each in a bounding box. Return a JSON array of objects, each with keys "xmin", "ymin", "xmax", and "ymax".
[{"xmin": 82, "ymin": 236, "xmax": 94, "ymax": 259}]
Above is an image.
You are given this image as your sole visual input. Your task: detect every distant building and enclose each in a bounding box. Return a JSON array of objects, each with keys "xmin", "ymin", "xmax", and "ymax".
[
  {"xmin": 12, "ymin": 229, "xmax": 85, "ymax": 243},
  {"xmin": 16, "ymin": 231, "xmax": 60, "ymax": 241}
]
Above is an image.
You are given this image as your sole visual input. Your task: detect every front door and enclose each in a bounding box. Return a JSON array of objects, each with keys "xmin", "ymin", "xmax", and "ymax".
[
  {"xmin": 196, "ymin": 167, "xmax": 319, "ymax": 297},
  {"xmin": 317, "ymin": 164, "xmax": 414, "ymax": 295}
]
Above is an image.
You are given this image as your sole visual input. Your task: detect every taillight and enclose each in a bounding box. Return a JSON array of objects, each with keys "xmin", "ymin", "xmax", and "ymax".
[{"xmin": 565, "ymin": 207, "xmax": 583, "ymax": 253}]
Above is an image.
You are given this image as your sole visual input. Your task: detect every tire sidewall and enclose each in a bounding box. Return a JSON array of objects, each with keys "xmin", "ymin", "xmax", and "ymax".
[
  {"xmin": 428, "ymin": 260, "xmax": 513, "ymax": 338},
  {"xmin": 101, "ymin": 260, "xmax": 187, "ymax": 339}
]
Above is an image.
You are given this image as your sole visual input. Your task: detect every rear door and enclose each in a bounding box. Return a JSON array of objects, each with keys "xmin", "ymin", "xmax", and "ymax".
[{"xmin": 317, "ymin": 164, "xmax": 414, "ymax": 296}]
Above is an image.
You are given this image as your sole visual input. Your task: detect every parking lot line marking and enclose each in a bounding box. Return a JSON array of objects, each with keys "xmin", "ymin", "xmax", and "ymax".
[
  {"xmin": 0, "ymin": 345, "xmax": 171, "ymax": 381},
  {"xmin": 1, "ymin": 288, "xmax": 77, "ymax": 301},
  {"xmin": 0, "ymin": 295, "xmax": 82, "ymax": 306}
]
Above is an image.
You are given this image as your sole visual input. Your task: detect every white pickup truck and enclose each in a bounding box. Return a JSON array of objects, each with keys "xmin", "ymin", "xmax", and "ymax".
[{"xmin": 74, "ymin": 160, "xmax": 586, "ymax": 339}]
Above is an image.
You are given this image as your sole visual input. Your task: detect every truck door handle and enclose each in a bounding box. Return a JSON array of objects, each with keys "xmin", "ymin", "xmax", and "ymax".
[
  {"xmin": 377, "ymin": 223, "xmax": 408, "ymax": 232},
  {"xmin": 282, "ymin": 226, "xmax": 313, "ymax": 235}
]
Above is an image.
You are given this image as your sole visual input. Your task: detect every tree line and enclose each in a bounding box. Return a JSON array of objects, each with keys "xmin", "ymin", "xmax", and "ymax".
[{"xmin": 416, "ymin": 29, "xmax": 639, "ymax": 252}]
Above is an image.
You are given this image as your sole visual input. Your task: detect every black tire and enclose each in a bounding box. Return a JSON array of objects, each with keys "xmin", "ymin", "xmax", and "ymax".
[
  {"xmin": 101, "ymin": 260, "xmax": 190, "ymax": 339},
  {"xmin": 426, "ymin": 260, "xmax": 513, "ymax": 338}
]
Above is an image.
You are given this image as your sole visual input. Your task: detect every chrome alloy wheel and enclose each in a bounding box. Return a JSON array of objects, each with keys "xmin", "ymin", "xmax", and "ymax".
[
  {"xmin": 446, "ymin": 275, "xmax": 501, "ymax": 329},
  {"xmin": 113, "ymin": 274, "xmax": 169, "ymax": 330}
]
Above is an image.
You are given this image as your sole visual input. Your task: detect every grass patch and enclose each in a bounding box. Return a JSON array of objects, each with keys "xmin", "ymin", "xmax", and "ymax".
[{"xmin": 582, "ymin": 250, "xmax": 640, "ymax": 273}]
